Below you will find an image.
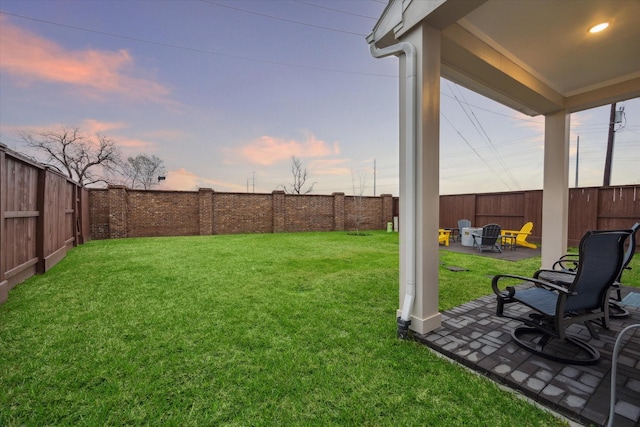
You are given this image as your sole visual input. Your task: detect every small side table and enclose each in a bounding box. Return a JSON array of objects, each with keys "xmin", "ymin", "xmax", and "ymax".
[
  {"xmin": 443, "ymin": 228, "xmax": 459, "ymax": 242},
  {"xmin": 501, "ymin": 234, "xmax": 517, "ymax": 251}
]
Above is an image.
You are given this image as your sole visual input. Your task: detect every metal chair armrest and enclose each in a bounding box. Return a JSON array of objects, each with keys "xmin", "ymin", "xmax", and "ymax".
[
  {"xmin": 500, "ymin": 230, "xmax": 531, "ymax": 236},
  {"xmin": 491, "ymin": 273, "xmax": 576, "ymax": 297},
  {"xmin": 551, "ymin": 254, "xmax": 579, "ymax": 271}
]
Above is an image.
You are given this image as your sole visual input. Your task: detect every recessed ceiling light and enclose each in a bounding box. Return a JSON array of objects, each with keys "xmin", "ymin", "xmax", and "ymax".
[{"xmin": 589, "ymin": 22, "xmax": 609, "ymax": 33}]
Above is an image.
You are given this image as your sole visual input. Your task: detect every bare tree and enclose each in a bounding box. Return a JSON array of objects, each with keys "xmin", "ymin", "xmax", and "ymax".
[
  {"xmin": 123, "ymin": 154, "xmax": 166, "ymax": 189},
  {"xmin": 281, "ymin": 156, "xmax": 316, "ymax": 194},
  {"xmin": 351, "ymin": 171, "xmax": 368, "ymax": 235},
  {"xmin": 19, "ymin": 127, "xmax": 122, "ymax": 187}
]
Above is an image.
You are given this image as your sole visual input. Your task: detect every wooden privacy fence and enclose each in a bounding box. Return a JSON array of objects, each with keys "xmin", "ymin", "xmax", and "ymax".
[
  {"xmin": 0, "ymin": 143, "xmax": 89, "ymax": 304},
  {"xmin": 439, "ymin": 186, "xmax": 640, "ymax": 247}
]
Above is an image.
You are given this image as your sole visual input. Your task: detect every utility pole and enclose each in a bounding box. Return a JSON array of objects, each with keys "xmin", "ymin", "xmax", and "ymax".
[
  {"xmin": 252, "ymin": 171, "xmax": 255, "ymax": 193},
  {"xmin": 575, "ymin": 135, "xmax": 579, "ymax": 188},
  {"xmin": 603, "ymin": 103, "xmax": 616, "ymax": 186},
  {"xmin": 373, "ymin": 158, "xmax": 377, "ymax": 196}
]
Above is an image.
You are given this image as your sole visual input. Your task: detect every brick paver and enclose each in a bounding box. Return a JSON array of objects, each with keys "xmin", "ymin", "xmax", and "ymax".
[{"xmin": 415, "ymin": 287, "xmax": 640, "ymax": 426}]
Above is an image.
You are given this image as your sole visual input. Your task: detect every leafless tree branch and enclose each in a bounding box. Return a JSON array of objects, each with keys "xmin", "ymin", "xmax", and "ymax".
[{"xmin": 281, "ymin": 156, "xmax": 316, "ymax": 194}]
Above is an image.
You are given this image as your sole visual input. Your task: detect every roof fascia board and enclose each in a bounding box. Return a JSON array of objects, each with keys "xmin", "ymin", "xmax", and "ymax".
[
  {"xmin": 565, "ymin": 77, "xmax": 640, "ymax": 114},
  {"xmin": 395, "ymin": 0, "xmax": 447, "ymax": 37},
  {"xmin": 366, "ymin": 0, "xmax": 404, "ymax": 47},
  {"xmin": 369, "ymin": 0, "xmax": 485, "ymax": 48},
  {"xmin": 400, "ymin": 0, "xmax": 487, "ymax": 34}
]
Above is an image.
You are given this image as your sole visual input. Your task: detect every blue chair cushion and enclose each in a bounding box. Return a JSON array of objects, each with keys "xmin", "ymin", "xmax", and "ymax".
[{"xmin": 514, "ymin": 287, "xmax": 557, "ymax": 316}]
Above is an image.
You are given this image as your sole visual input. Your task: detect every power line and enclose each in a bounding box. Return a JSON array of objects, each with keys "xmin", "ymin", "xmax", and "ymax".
[
  {"xmin": 446, "ymin": 81, "xmax": 520, "ymax": 189},
  {"xmin": 0, "ymin": 10, "xmax": 395, "ymax": 78},
  {"xmin": 440, "ymin": 91, "xmax": 542, "ymax": 124},
  {"xmin": 292, "ymin": 1, "xmax": 378, "ymax": 20},
  {"xmin": 199, "ymin": 0, "xmax": 368, "ymax": 37},
  {"xmin": 441, "ymin": 112, "xmax": 514, "ymax": 191}
]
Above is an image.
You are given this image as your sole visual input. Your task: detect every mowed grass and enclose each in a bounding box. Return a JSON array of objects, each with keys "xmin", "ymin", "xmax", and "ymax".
[{"xmin": 0, "ymin": 231, "xmax": 584, "ymax": 426}]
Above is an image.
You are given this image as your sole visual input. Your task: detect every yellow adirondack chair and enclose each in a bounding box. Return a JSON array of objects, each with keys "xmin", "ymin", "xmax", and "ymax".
[
  {"xmin": 438, "ymin": 229, "xmax": 451, "ymax": 246},
  {"xmin": 501, "ymin": 221, "xmax": 537, "ymax": 249}
]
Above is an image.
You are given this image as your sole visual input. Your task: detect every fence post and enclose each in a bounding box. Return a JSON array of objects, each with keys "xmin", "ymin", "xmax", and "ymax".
[
  {"xmin": 108, "ymin": 185, "xmax": 128, "ymax": 239},
  {"xmin": 36, "ymin": 167, "xmax": 47, "ymax": 274},
  {"xmin": 272, "ymin": 190, "xmax": 285, "ymax": 232},
  {"xmin": 199, "ymin": 188, "xmax": 214, "ymax": 235},
  {"xmin": 0, "ymin": 144, "xmax": 7, "ymax": 303},
  {"xmin": 332, "ymin": 192, "xmax": 345, "ymax": 231},
  {"xmin": 72, "ymin": 184, "xmax": 80, "ymax": 246}
]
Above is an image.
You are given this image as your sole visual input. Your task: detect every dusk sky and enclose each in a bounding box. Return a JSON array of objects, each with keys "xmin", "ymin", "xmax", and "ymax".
[{"xmin": 1, "ymin": 0, "xmax": 638, "ymax": 196}]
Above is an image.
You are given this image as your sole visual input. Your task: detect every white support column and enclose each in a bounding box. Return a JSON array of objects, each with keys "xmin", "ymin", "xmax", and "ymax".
[
  {"xmin": 400, "ymin": 23, "xmax": 442, "ymax": 334},
  {"xmin": 541, "ymin": 110, "xmax": 570, "ymax": 268}
]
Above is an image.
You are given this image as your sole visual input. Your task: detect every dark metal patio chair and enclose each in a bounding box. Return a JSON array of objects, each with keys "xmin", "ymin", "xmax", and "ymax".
[
  {"xmin": 472, "ymin": 223, "xmax": 502, "ymax": 253},
  {"xmin": 492, "ymin": 229, "xmax": 632, "ymax": 365},
  {"xmin": 538, "ymin": 222, "xmax": 639, "ymax": 319}
]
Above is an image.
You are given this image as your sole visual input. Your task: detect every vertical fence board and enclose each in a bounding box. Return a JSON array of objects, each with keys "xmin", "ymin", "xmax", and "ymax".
[
  {"xmin": 36, "ymin": 167, "xmax": 46, "ymax": 274},
  {"xmin": 597, "ymin": 186, "xmax": 640, "ymax": 230},
  {"xmin": 568, "ymin": 188, "xmax": 598, "ymax": 246}
]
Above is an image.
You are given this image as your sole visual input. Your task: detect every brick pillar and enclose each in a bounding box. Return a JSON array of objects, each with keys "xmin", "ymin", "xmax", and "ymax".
[
  {"xmin": 198, "ymin": 188, "xmax": 214, "ymax": 235},
  {"xmin": 381, "ymin": 194, "xmax": 393, "ymax": 229},
  {"xmin": 272, "ymin": 190, "xmax": 285, "ymax": 232},
  {"xmin": 108, "ymin": 185, "xmax": 128, "ymax": 239},
  {"xmin": 333, "ymin": 192, "xmax": 345, "ymax": 231}
]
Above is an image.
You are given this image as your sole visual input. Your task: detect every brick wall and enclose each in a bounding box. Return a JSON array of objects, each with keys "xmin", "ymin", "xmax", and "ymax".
[
  {"xmin": 89, "ymin": 189, "xmax": 110, "ymax": 240},
  {"xmin": 213, "ymin": 192, "xmax": 273, "ymax": 234},
  {"xmin": 285, "ymin": 194, "xmax": 334, "ymax": 232},
  {"xmin": 127, "ymin": 190, "xmax": 199, "ymax": 237},
  {"xmin": 345, "ymin": 195, "xmax": 388, "ymax": 231},
  {"xmin": 88, "ymin": 187, "xmax": 395, "ymax": 239}
]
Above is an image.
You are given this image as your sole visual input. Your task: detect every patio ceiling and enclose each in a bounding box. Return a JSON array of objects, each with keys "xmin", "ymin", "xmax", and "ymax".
[{"xmin": 369, "ymin": 0, "xmax": 640, "ymax": 116}]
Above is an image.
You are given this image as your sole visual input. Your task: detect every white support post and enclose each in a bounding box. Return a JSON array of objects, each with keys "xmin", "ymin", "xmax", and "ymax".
[
  {"xmin": 399, "ymin": 23, "xmax": 442, "ymax": 334},
  {"xmin": 541, "ymin": 110, "xmax": 570, "ymax": 268}
]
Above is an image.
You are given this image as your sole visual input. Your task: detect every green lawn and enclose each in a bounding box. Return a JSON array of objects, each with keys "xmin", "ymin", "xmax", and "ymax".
[{"xmin": 4, "ymin": 230, "xmax": 626, "ymax": 426}]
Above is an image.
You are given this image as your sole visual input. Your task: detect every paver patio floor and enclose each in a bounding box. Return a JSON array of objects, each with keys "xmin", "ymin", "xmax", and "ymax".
[{"xmin": 415, "ymin": 287, "xmax": 640, "ymax": 426}]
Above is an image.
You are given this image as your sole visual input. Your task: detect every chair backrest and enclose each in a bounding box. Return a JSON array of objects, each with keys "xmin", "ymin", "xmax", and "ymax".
[
  {"xmin": 516, "ymin": 222, "xmax": 533, "ymax": 239},
  {"xmin": 458, "ymin": 219, "xmax": 471, "ymax": 230},
  {"xmin": 481, "ymin": 223, "xmax": 501, "ymax": 245},
  {"xmin": 565, "ymin": 229, "xmax": 631, "ymax": 312},
  {"xmin": 618, "ymin": 222, "xmax": 640, "ymax": 282},
  {"xmin": 622, "ymin": 222, "xmax": 639, "ymax": 268}
]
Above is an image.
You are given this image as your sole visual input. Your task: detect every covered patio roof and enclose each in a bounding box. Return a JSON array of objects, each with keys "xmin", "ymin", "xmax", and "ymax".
[
  {"xmin": 369, "ymin": 0, "xmax": 640, "ymax": 116},
  {"xmin": 366, "ymin": 0, "xmax": 640, "ymax": 336}
]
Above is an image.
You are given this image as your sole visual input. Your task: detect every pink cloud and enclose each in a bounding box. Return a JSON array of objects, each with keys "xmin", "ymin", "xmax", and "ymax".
[
  {"xmin": 0, "ymin": 17, "xmax": 170, "ymax": 101},
  {"xmin": 240, "ymin": 134, "xmax": 340, "ymax": 165},
  {"xmin": 162, "ymin": 168, "xmax": 201, "ymax": 191},
  {"xmin": 309, "ymin": 159, "xmax": 351, "ymax": 176},
  {"xmin": 162, "ymin": 168, "xmax": 246, "ymax": 192},
  {"xmin": 81, "ymin": 119, "xmax": 127, "ymax": 135}
]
